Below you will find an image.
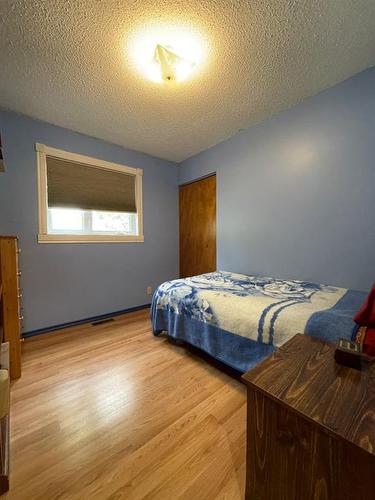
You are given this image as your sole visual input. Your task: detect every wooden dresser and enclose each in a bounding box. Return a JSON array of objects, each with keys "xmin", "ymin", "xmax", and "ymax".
[
  {"xmin": 242, "ymin": 334, "xmax": 375, "ymax": 500},
  {"xmin": 0, "ymin": 236, "xmax": 22, "ymax": 380}
]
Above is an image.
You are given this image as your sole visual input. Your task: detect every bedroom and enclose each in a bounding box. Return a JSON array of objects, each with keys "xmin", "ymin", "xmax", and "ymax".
[{"xmin": 0, "ymin": 0, "xmax": 374, "ymax": 498}]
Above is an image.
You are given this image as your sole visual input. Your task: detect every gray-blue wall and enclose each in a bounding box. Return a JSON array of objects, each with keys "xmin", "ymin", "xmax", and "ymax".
[
  {"xmin": 179, "ymin": 68, "xmax": 375, "ymax": 291},
  {"xmin": 0, "ymin": 111, "xmax": 179, "ymax": 332}
]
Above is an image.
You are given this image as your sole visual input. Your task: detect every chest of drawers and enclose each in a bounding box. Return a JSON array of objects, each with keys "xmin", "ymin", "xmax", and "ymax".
[
  {"xmin": 242, "ymin": 334, "xmax": 375, "ymax": 500},
  {"xmin": 0, "ymin": 236, "xmax": 22, "ymax": 379}
]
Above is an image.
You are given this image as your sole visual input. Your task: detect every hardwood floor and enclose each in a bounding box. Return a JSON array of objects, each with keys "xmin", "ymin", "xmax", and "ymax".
[{"xmin": 6, "ymin": 309, "xmax": 246, "ymax": 499}]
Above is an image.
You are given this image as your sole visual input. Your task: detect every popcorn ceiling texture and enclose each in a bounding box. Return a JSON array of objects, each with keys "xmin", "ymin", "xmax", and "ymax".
[{"xmin": 0, "ymin": 0, "xmax": 374, "ymax": 162}]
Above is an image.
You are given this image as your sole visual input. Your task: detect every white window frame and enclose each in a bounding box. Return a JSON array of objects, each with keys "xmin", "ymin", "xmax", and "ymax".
[{"xmin": 36, "ymin": 143, "xmax": 144, "ymax": 243}]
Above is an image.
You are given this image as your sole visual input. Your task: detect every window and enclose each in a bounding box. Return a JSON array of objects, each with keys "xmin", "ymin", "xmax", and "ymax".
[{"xmin": 36, "ymin": 144, "xmax": 143, "ymax": 243}]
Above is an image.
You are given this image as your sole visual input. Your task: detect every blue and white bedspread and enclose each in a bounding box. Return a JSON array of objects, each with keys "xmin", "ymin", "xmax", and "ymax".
[{"xmin": 151, "ymin": 271, "xmax": 366, "ymax": 373}]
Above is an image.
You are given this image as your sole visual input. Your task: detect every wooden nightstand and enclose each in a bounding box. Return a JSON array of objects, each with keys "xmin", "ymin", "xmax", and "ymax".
[{"xmin": 242, "ymin": 334, "xmax": 375, "ymax": 500}]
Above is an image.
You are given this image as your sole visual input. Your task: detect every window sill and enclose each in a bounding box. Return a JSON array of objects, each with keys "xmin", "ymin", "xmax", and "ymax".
[{"xmin": 38, "ymin": 234, "xmax": 144, "ymax": 244}]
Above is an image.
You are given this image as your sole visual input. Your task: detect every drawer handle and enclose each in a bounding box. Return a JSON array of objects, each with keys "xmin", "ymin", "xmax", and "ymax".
[
  {"xmin": 19, "ymin": 315, "xmax": 24, "ymax": 321},
  {"xmin": 17, "ymin": 270, "xmax": 22, "ymax": 276},
  {"xmin": 17, "ymin": 248, "xmax": 21, "ymax": 254},
  {"xmin": 18, "ymin": 292, "xmax": 23, "ymax": 299}
]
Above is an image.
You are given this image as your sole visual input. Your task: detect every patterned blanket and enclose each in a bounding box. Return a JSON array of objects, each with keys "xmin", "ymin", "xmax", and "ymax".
[{"xmin": 151, "ymin": 271, "xmax": 366, "ymax": 372}]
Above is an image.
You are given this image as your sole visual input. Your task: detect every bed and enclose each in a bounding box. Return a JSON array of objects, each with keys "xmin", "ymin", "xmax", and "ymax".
[{"xmin": 151, "ymin": 271, "xmax": 366, "ymax": 373}]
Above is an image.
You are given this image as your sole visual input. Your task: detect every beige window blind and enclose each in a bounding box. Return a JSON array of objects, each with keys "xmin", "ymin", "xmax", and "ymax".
[{"xmin": 46, "ymin": 156, "xmax": 137, "ymax": 213}]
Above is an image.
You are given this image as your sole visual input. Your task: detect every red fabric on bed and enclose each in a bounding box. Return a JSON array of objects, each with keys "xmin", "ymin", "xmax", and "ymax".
[
  {"xmin": 354, "ymin": 283, "xmax": 375, "ymax": 356},
  {"xmin": 354, "ymin": 283, "xmax": 375, "ymax": 327},
  {"xmin": 362, "ymin": 328, "xmax": 375, "ymax": 357}
]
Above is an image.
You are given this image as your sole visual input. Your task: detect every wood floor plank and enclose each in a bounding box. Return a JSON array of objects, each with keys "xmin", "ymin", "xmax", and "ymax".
[{"xmin": 6, "ymin": 309, "xmax": 246, "ymax": 499}]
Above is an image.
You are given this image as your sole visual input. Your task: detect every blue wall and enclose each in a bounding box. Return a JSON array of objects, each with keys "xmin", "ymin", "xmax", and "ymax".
[
  {"xmin": 1, "ymin": 67, "xmax": 374, "ymax": 334},
  {"xmin": 0, "ymin": 111, "xmax": 179, "ymax": 332},
  {"xmin": 179, "ymin": 68, "xmax": 375, "ymax": 291}
]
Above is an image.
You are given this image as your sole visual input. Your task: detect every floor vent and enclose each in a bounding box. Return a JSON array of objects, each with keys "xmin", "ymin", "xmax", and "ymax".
[{"xmin": 91, "ymin": 318, "xmax": 115, "ymax": 326}]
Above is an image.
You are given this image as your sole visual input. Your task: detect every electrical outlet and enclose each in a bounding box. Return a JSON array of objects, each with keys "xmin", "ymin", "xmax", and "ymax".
[{"xmin": 146, "ymin": 286, "xmax": 153, "ymax": 295}]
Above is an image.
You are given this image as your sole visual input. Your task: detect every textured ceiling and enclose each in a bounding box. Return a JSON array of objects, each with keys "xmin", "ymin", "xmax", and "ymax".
[{"xmin": 1, "ymin": 1, "xmax": 375, "ymax": 162}]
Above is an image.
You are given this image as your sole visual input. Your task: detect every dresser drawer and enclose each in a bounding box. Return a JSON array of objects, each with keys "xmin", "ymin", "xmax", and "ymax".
[{"xmin": 245, "ymin": 388, "xmax": 375, "ymax": 500}]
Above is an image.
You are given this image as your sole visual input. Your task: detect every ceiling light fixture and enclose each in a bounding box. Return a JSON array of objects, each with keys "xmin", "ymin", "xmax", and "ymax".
[
  {"xmin": 128, "ymin": 24, "xmax": 207, "ymax": 84},
  {"xmin": 153, "ymin": 44, "xmax": 195, "ymax": 82}
]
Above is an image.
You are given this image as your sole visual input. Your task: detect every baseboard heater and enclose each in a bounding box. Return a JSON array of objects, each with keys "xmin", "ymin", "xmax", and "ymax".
[
  {"xmin": 22, "ymin": 303, "xmax": 151, "ymax": 338},
  {"xmin": 91, "ymin": 318, "xmax": 115, "ymax": 326}
]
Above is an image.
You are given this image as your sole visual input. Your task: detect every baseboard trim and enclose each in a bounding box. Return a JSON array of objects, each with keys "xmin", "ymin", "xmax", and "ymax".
[{"xmin": 22, "ymin": 304, "xmax": 151, "ymax": 338}]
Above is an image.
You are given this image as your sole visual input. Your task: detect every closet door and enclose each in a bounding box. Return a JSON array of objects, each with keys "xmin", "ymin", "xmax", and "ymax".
[{"xmin": 179, "ymin": 174, "xmax": 216, "ymax": 278}]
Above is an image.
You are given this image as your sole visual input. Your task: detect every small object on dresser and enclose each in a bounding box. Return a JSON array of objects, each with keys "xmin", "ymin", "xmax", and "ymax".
[{"xmin": 334, "ymin": 337, "xmax": 375, "ymax": 370}]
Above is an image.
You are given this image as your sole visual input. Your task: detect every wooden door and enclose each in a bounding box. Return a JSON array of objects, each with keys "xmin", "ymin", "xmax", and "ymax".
[{"xmin": 179, "ymin": 175, "xmax": 216, "ymax": 278}]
